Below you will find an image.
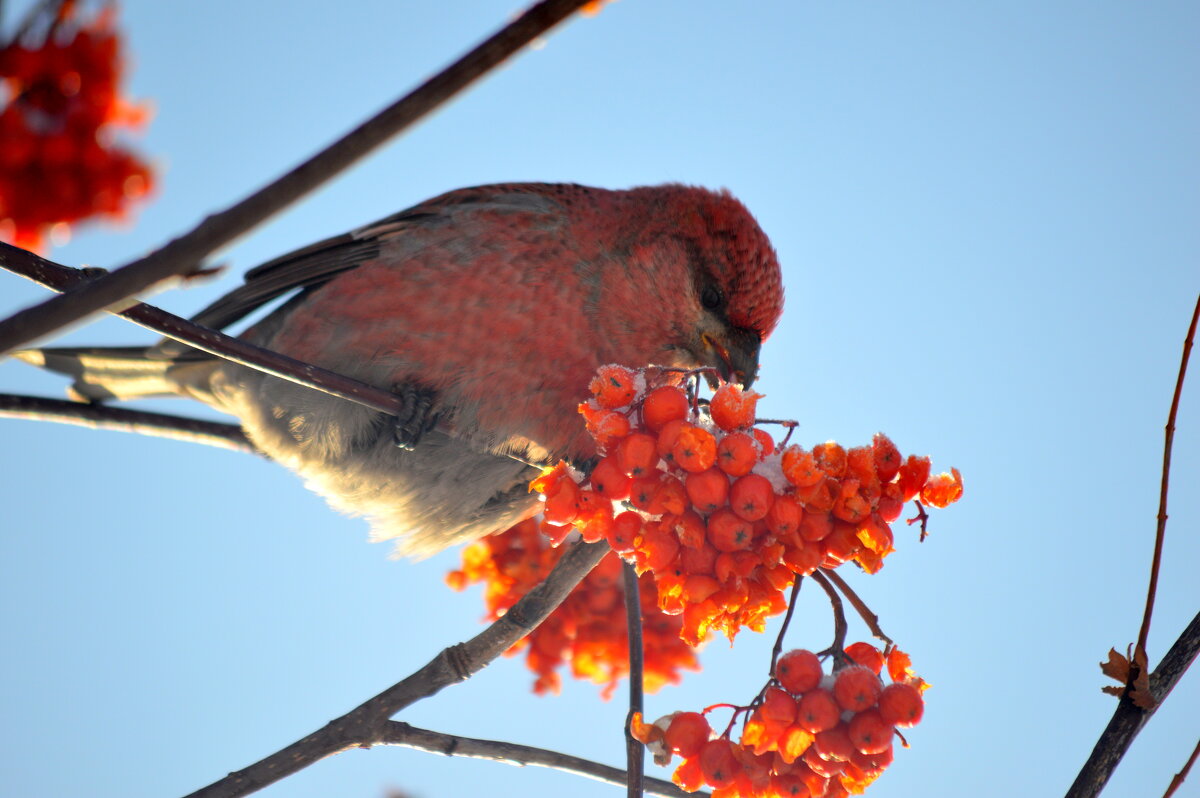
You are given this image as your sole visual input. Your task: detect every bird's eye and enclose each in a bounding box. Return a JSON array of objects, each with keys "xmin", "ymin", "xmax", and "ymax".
[{"xmin": 701, "ymin": 285, "xmax": 723, "ymax": 310}]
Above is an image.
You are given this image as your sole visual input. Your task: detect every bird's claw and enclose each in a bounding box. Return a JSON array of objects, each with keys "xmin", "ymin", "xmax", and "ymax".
[{"xmin": 392, "ymin": 384, "xmax": 439, "ymax": 451}]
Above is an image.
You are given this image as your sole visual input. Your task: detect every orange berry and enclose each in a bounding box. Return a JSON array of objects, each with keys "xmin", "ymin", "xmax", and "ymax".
[
  {"xmin": 607, "ymin": 510, "xmax": 642, "ymax": 553},
  {"xmin": 872, "ymin": 433, "xmax": 902, "ymax": 482},
  {"xmin": 761, "ymin": 686, "xmax": 798, "ymax": 729},
  {"xmin": 629, "ymin": 474, "xmax": 665, "ymax": 514},
  {"xmin": 673, "ymin": 425, "xmax": 718, "ymax": 472},
  {"xmin": 812, "ymin": 442, "xmax": 847, "ymax": 478},
  {"xmin": 803, "ymin": 744, "xmax": 846, "ymax": 778},
  {"xmin": 542, "ymin": 478, "xmax": 580, "ymax": 525},
  {"xmin": 847, "ymin": 709, "xmax": 893, "ymax": 755},
  {"xmin": 716, "ymin": 431, "xmax": 760, "ymax": 476},
  {"xmin": 796, "ymin": 688, "xmax": 840, "ymax": 733},
  {"xmin": 682, "ymin": 573, "xmax": 721, "ymax": 604},
  {"xmin": 578, "ymin": 403, "xmax": 631, "ymax": 451},
  {"xmin": 776, "ymin": 649, "xmax": 823, "ymax": 695},
  {"xmin": 729, "ymin": 473, "xmax": 776, "ymax": 522},
  {"xmin": 680, "ymin": 541, "xmax": 718, "ymax": 574},
  {"xmin": 765, "ymin": 493, "xmax": 803, "ymax": 537},
  {"xmin": 798, "ymin": 511, "xmax": 834, "ymax": 543},
  {"xmin": 656, "ymin": 417, "xmax": 688, "ymax": 465},
  {"xmin": 814, "ymin": 724, "xmax": 855, "ymax": 762},
  {"xmin": 781, "ymin": 446, "xmax": 823, "ymax": 488},
  {"xmin": 897, "ymin": 455, "xmax": 932, "ymax": 502},
  {"xmin": 707, "ymin": 508, "xmax": 755, "ymax": 552},
  {"xmin": 770, "ymin": 772, "xmax": 813, "ymax": 797},
  {"xmin": 589, "ymin": 454, "xmax": 630, "ymax": 500},
  {"xmin": 665, "ymin": 712, "xmax": 711, "ymax": 758},
  {"xmin": 822, "ymin": 521, "xmax": 863, "ymax": 566},
  {"xmin": 844, "ymin": 643, "xmax": 884, "ymax": 675},
  {"xmin": 851, "ymin": 743, "xmax": 893, "ymax": 776},
  {"xmin": 752, "ymin": 427, "xmax": 776, "ymax": 456},
  {"xmin": 877, "ymin": 682, "xmax": 924, "ymax": 727},
  {"xmin": 921, "ymin": 467, "xmax": 964, "ymax": 508},
  {"xmin": 657, "ymin": 474, "xmax": 688, "ymax": 515},
  {"xmin": 685, "ymin": 467, "xmax": 729, "ymax": 513},
  {"xmin": 639, "ymin": 525, "xmax": 680, "ymax": 573},
  {"xmin": 833, "ymin": 667, "xmax": 883, "ymax": 712},
  {"xmin": 672, "ymin": 756, "xmax": 705, "ymax": 792},
  {"xmin": 709, "ymin": 383, "xmax": 762, "ymax": 430},
  {"xmin": 642, "ymin": 385, "xmax": 689, "ymax": 431},
  {"xmin": 699, "ymin": 738, "xmax": 741, "ymax": 789},
  {"xmin": 674, "ymin": 509, "xmax": 708, "ymax": 548},
  {"xmin": 616, "ymin": 431, "xmax": 658, "ymax": 476},
  {"xmin": 589, "ymin": 364, "xmax": 637, "ymax": 409}
]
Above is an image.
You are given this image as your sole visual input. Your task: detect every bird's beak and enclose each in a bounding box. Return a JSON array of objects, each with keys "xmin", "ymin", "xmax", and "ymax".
[{"xmin": 700, "ymin": 327, "xmax": 762, "ymax": 389}]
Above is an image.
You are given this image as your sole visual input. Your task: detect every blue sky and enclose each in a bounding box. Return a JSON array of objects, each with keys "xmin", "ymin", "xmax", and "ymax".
[{"xmin": 2, "ymin": 2, "xmax": 1198, "ymax": 797}]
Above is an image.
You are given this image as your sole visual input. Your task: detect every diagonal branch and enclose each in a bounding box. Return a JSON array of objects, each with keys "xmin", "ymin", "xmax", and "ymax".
[
  {"xmin": 1066, "ymin": 609, "xmax": 1200, "ymax": 798},
  {"xmin": 0, "ymin": 0, "xmax": 596, "ymax": 356},
  {"xmin": 0, "ymin": 392, "xmax": 254, "ymax": 453},
  {"xmin": 378, "ymin": 721, "xmax": 701, "ymax": 798},
  {"xmin": 183, "ymin": 539, "xmax": 609, "ymax": 798},
  {"xmin": 2, "ymin": 244, "xmax": 407, "ymax": 417}
]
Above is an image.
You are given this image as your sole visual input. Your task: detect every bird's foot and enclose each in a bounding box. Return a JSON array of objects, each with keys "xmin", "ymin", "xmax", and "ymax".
[{"xmin": 392, "ymin": 383, "xmax": 439, "ymax": 451}]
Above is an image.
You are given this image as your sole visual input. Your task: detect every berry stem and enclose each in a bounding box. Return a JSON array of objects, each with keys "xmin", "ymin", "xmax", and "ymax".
[
  {"xmin": 906, "ymin": 500, "xmax": 931, "ymax": 541},
  {"xmin": 769, "ymin": 577, "xmax": 805, "ymax": 678},
  {"xmin": 823, "ymin": 569, "xmax": 893, "ymax": 648},
  {"xmin": 811, "ymin": 570, "xmax": 849, "ymax": 667}
]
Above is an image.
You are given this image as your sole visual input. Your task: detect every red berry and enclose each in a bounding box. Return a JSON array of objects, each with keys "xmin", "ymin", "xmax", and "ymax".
[
  {"xmin": 877, "ymin": 682, "xmax": 924, "ymax": 727},
  {"xmin": 796, "ymin": 689, "xmax": 840, "ymax": 733},
  {"xmin": 642, "ymin": 385, "xmax": 689, "ymax": 431},
  {"xmin": 833, "ymin": 666, "xmax": 883, "ymax": 713},
  {"xmin": 776, "ymin": 649, "xmax": 823, "ymax": 695},
  {"xmin": 665, "ymin": 712, "xmax": 711, "ymax": 758},
  {"xmin": 729, "ymin": 473, "xmax": 775, "ymax": 522},
  {"xmin": 847, "ymin": 709, "xmax": 893, "ymax": 755}
]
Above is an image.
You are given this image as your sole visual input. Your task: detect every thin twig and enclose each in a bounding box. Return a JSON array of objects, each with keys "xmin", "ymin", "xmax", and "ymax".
[
  {"xmin": 377, "ymin": 721, "xmax": 701, "ymax": 798},
  {"xmin": 1136, "ymin": 294, "xmax": 1199, "ymax": 665},
  {"xmin": 1162, "ymin": 735, "xmax": 1200, "ymax": 798},
  {"xmin": 1066, "ymin": 610, "xmax": 1200, "ymax": 798},
  {"xmin": 810, "ymin": 570, "xmax": 847, "ymax": 666},
  {"xmin": 622, "ymin": 561, "xmax": 645, "ymax": 798},
  {"xmin": 769, "ymin": 577, "xmax": 804, "ymax": 677},
  {"xmin": 0, "ymin": 392, "xmax": 255, "ymax": 454},
  {"xmin": 182, "ymin": 539, "xmax": 608, "ymax": 798},
  {"xmin": 0, "ymin": 0, "xmax": 596, "ymax": 356},
  {"xmin": 1, "ymin": 244, "xmax": 407, "ymax": 417},
  {"xmin": 822, "ymin": 569, "xmax": 892, "ymax": 648}
]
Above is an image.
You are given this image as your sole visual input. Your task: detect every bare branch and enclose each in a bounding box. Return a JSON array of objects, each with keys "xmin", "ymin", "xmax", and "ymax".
[
  {"xmin": 622, "ymin": 560, "xmax": 645, "ymax": 798},
  {"xmin": 1066, "ymin": 610, "xmax": 1200, "ymax": 798},
  {"xmin": 1136, "ymin": 294, "xmax": 1199, "ymax": 661},
  {"xmin": 377, "ymin": 721, "xmax": 702, "ymax": 798},
  {"xmin": 1162, "ymin": 734, "xmax": 1200, "ymax": 798},
  {"xmin": 0, "ymin": 0, "xmax": 597, "ymax": 356},
  {"xmin": 0, "ymin": 392, "xmax": 254, "ymax": 454},
  {"xmin": 182, "ymin": 539, "xmax": 608, "ymax": 798},
  {"xmin": 2, "ymin": 244, "xmax": 407, "ymax": 417}
]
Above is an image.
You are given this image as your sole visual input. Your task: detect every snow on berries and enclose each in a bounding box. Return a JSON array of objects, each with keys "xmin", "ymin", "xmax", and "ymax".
[
  {"xmin": 633, "ymin": 643, "xmax": 928, "ymax": 798},
  {"xmin": 536, "ymin": 367, "xmax": 964, "ymax": 645}
]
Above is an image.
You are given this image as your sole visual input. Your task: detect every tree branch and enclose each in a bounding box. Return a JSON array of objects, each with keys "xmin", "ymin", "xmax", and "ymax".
[
  {"xmin": 1066, "ymin": 609, "xmax": 1200, "ymax": 798},
  {"xmin": 183, "ymin": 539, "xmax": 608, "ymax": 798},
  {"xmin": 622, "ymin": 560, "xmax": 645, "ymax": 798},
  {"xmin": 378, "ymin": 721, "xmax": 700, "ymax": 798},
  {"xmin": 0, "ymin": 0, "xmax": 596, "ymax": 356},
  {"xmin": 0, "ymin": 392, "xmax": 254, "ymax": 454},
  {"xmin": 2, "ymin": 244, "xmax": 407, "ymax": 417}
]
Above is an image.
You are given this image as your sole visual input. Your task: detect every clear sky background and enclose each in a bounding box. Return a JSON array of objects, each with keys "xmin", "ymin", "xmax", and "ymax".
[{"xmin": 2, "ymin": 2, "xmax": 1198, "ymax": 797}]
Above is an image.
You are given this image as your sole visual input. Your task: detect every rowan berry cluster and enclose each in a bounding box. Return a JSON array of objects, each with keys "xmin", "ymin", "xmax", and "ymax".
[
  {"xmin": 446, "ymin": 516, "xmax": 699, "ymax": 697},
  {"xmin": 0, "ymin": 2, "xmax": 153, "ymax": 252},
  {"xmin": 633, "ymin": 644, "xmax": 926, "ymax": 797},
  {"xmin": 535, "ymin": 365, "xmax": 963, "ymax": 645}
]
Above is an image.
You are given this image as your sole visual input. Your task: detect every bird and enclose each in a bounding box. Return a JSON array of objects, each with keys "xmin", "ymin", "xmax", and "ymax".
[{"xmin": 17, "ymin": 182, "xmax": 785, "ymax": 556}]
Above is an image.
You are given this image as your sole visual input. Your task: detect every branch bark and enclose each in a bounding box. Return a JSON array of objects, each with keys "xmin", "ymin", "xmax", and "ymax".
[
  {"xmin": 183, "ymin": 539, "xmax": 609, "ymax": 798},
  {"xmin": 0, "ymin": 392, "xmax": 254, "ymax": 453},
  {"xmin": 378, "ymin": 721, "xmax": 702, "ymax": 798},
  {"xmin": 0, "ymin": 0, "xmax": 595, "ymax": 356}
]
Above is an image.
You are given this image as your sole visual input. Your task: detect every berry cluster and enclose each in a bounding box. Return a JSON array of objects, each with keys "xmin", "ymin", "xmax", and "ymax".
[
  {"xmin": 535, "ymin": 365, "xmax": 963, "ymax": 645},
  {"xmin": 633, "ymin": 644, "xmax": 926, "ymax": 798},
  {"xmin": 0, "ymin": 2, "xmax": 153, "ymax": 252},
  {"xmin": 446, "ymin": 516, "xmax": 699, "ymax": 697}
]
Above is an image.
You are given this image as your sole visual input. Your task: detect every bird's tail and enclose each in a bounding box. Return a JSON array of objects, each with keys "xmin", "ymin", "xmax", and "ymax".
[{"xmin": 13, "ymin": 346, "xmax": 195, "ymax": 402}]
